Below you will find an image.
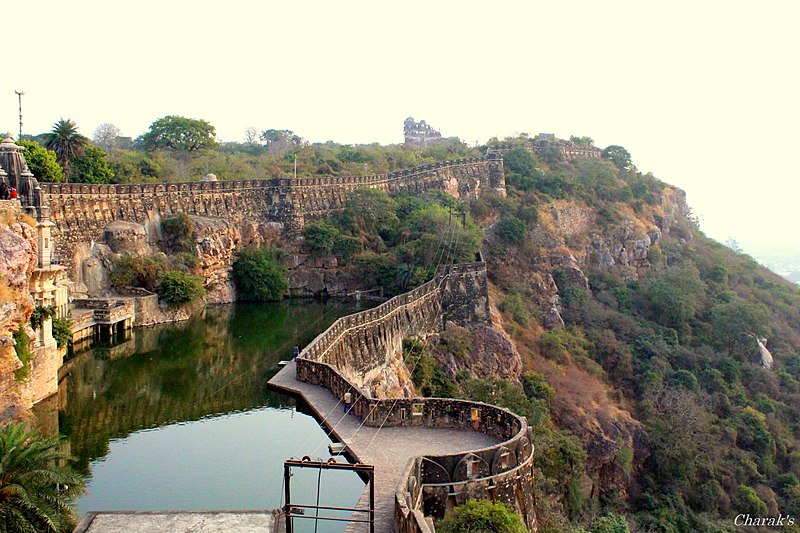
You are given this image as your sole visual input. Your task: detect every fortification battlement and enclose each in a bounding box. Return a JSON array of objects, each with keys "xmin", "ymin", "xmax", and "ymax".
[
  {"xmin": 296, "ymin": 259, "xmax": 536, "ymax": 531},
  {"xmin": 38, "ymin": 155, "xmax": 506, "ymax": 275},
  {"xmin": 39, "ymin": 156, "xmax": 499, "ymax": 196}
]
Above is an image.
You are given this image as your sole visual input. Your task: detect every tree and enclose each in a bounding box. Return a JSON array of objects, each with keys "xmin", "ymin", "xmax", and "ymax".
[
  {"xmin": 70, "ymin": 145, "xmax": 115, "ymax": 184},
  {"xmin": 602, "ymin": 145, "xmax": 634, "ymax": 171},
  {"xmin": 44, "ymin": 118, "xmax": 89, "ymax": 182},
  {"xmin": 19, "ymin": 140, "xmax": 64, "ymax": 183},
  {"xmin": 0, "ymin": 422, "xmax": 85, "ymax": 533},
  {"xmin": 259, "ymin": 129, "xmax": 305, "ymax": 155},
  {"xmin": 232, "ymin": 247, "xmax": 288, "ymax": 301},
  {"xmin": 340, "ymin": 188, "xmax": 397, "ymax": 235},
  {"xmin": 710, "ymin": 298, "xmax": 770, "ymax": 358},
  {"xmin": 503, "ymin": 147, "xmax": 537, "ymax": 176},
  {"xmin": 243, "ymin": 127, "xmax": 258, "ymax": 144},
  {"xmin": 92, "ymin": 122, "xmax": 121, "ymax": 152},
  {"xmin": 160, "ymin": 270, "xmax": 205, "ymax": 307},
  {"xmin": 570, "ymin": 135, "xmax": 595, "ymax": 147},
  {"xmin": 139, "ymin": 115, "xmax": 217, "ymax": 154},
  {"xmin": 436, "ymin": 500, "xmax": 526, "ymax": 533},
  {"xmin": 644, "ymin": 263, "xmax": 706, "ymax": 333}
]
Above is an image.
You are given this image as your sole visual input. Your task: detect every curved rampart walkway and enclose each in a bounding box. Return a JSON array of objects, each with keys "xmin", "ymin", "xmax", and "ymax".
[{"xmin": 268, "ymin": 361, "xmax": 500, "ymax": 532}]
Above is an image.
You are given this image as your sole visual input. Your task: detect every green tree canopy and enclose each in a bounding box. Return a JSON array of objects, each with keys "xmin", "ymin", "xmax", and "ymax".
[
  {"xmin": 0, "ymin": 422, "xmax": 86, "ymax": 533},
  {"xmin": 232, "ymin": 247, "xmax": 288, "ymax": 301},
  {"xmin": 139, "ymin": 115, "xmax": 217, "ymax": 154},
  {"xmin": 340, "ymin": 188, "xmax": 398, "ymax": 235},
  {"xmin": 503, "ymin": 147, "xmax": 538, "ymax": 176},
  {"xmin": 437, "ymin": 499, "xmax": 526, "ymax": 533},
  {"xmin": 70, "ymin": 145, "xmax": 115, "ymax": 184},
  {"xmin": 44, "ymin": 118, "xmax": 89, "ymax": 182},
  {"xmin": 710, "ymin": 298, "xmax": 770, "ymax": 358},
  {"xmin": 602, "ymin": 145, "xmax": 634, "ymax": 171},
  {"xmin": 19, "ymin": 139, "xmax": 64, "ymax": 183}
]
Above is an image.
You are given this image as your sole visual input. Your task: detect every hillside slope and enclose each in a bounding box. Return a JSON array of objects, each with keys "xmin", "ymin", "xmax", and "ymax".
[{"xmin": 473, "ymin": 143, "xmax": 800, "ymax": 532}]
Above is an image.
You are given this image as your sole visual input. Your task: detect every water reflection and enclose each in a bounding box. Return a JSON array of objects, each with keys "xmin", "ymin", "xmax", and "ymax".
[{"xmin": 37, "ymin": 301, "xmax": 370, "ymax": 528}]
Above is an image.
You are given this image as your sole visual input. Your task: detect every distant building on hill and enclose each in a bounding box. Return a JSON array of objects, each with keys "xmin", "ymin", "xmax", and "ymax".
[{"xmin": 404, "ymin": 117, "xmax": 442, "ymax": 146}]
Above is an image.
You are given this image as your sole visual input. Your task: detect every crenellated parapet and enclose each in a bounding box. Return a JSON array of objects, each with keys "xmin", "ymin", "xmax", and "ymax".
[
  {"xmin": 38, "ymin": 156, "xmax": 505, "ymax": 275},
  {"xmin": 295, "ymin": 259, "xmax": 537, "ymax": 531}
]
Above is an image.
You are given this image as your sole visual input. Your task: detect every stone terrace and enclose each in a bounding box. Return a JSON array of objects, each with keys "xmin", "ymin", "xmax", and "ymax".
[{"xmin": 268, "ymin": 361, "xmax": 499, "ymax": 533}]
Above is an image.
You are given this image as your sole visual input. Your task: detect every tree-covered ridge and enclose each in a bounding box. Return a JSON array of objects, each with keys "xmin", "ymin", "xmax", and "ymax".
[
  {"xmin": 478, "ymin": 143, "xmax": 800, "ymax": 532},
  {"xmin": 19, "ymin": 117, "xmax": 484, "ymax": 184}
]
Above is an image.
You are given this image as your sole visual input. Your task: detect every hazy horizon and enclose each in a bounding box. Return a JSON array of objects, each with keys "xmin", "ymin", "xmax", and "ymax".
[{"xmin": 3, "ymin": 1, "xmax": 798, "ymax": 260}]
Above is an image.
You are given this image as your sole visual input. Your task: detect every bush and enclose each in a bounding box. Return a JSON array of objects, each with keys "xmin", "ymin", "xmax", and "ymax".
[
  {"xmin": 232, "ymin": 247, "xmax": 288, "ymax": 301},
  {"xmin": 304, "ymin": 220, "xmax": 340, "ymax": 254},
  {"xmin": 332, "ymin": 235, "xmax": 361, "ymax": 264},
  {"xmin": 52, "ymin": 315, "xmax": 73, "ymax": 350},
  {"xmin": 437, "ymin": 499, "xmax": 526, "ymax": 533},
  {"xmin": 500, "ymin": 292, "xmax": 531, "ymax": 326},
  {"xmin": 160, "ymin": 270, "xmax": 205, "ymax": 307},
  {"xmin": 13, "ymin": 327, "xmax": 32, "ymax": 382},
  {"xmin": 497, "ymin": 216, "xmax": 526, "ymax": 244},
  {"xmin": 19, "ymin": 139, "xmax": 64, "ymax": 183},
  {"xmin": 522, "ymin": 372, "xmax": 555, "ymax": 407},
  {"xmin": 734, "ymin": 485, "xmax": 768, "ymax": 517},
  {"xmin": 110, "ymin": 255, "xmax": 167, "ymax": 292},
  {"xmin": 161, "ymin": 212, "xmax": 196, "ymax": 254}
]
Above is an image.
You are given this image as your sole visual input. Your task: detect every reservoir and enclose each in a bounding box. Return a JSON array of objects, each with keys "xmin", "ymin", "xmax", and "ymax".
[{"xmin": 35, "ymin": 301, "xmax": 372, "ymax": 532}]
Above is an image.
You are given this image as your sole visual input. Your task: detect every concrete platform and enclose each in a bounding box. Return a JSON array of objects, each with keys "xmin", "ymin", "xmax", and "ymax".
[
  {"xmin": 74, "ymin": 510, "xmax": 280, "ymax": 533},
  {"xmin": 268, "ymin": 361, "xmax": 499, "ymax": 532}
]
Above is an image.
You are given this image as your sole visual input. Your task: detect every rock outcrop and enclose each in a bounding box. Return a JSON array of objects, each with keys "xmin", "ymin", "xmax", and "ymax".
[{"xmin": 0, "ymin": 217, "xmax": 38, "ymax": 422}]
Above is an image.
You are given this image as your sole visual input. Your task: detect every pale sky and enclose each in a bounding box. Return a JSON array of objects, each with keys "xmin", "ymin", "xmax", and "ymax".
[{"xmin": 3, "ymin": 1, "xmax": 799, "ymax": 258}]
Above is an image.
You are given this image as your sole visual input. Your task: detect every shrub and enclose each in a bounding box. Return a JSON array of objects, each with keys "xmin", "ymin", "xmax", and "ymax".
[
  {"xmin": 232, "ymin": 247, "xmax": 288, "ymax": 301},
  {"xmin": 161, "ymin": 212, "xmax": 196, "ymax": 254},
  {"xmin": 500, "ymin": 292, "xmax": 531, "ymax": 326},
  {"xmin": 19, "ymin": 139, "xmax": 65, "ymax": 183},
  {"xmin": 29, "ymin": 304, "xmax": 56, "ymax": 330},
  {"xmin": 52, "ymin": 315, "xmax": 73, "ymax": 350},
  {"xmin": 160, "ymin": 270, "xmax": 205, "ymax": 307},
  {"xmin": 497, "ymin": 216, "xmax": 526, "ymax": 244},
  {"xmin": 734, "ymin": 485, "xmax": 768, "ymax": 517},
  {"xmin": 522, "ymin": 372, "xmax": 555, "ymax": 407},
  {"xmin": 437, "ymin": 499, "xmax": 526, "ymax": 533},
  {"xmin": 332, "ymin": 235, "xmax": 361, "ymax": 264},
  {"xmin": 110, "ymin": 255, "xmax": 167, "ymax": 292},
  {"xmin": 13, "ymin": 327, "xmax": 32, "ymax": 382},
  {"xmin": 304, "ymin": 220, "xmax": 340, "ymax": 254}
]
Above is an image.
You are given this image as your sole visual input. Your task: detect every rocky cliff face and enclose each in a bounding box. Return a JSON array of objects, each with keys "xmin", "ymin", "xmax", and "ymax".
[
  {"xmin": 484, "ymin": 184, "xmax": 689, "ymax": 499},
  {"xmin": 0, "ymin": 216, "xmax": 38, "ymax": 422}
]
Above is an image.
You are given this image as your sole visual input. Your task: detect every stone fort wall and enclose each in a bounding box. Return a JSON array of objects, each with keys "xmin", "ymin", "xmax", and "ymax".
[
  {"xmin": 295, "ymin": 260, "xmax": 536, "ymax": 531},
  {"xmin": 40, "ymin": 156, "xmax": 504, "ymax": 273}
]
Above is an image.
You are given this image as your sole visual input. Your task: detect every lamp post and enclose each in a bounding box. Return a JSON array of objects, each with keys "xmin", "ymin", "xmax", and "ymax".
[{"xmin": 14, "ymin": 90, "xmax": 24, "ymax": 140}]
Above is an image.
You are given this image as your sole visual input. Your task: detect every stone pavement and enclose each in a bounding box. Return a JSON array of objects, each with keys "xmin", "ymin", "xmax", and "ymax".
[
  {"xmin": 73, "ymin": 511, "xmax": 279, "ymax": 532},
  {"xmin": 268, "ymin": 361, "xmax": 499, "ymax": 533}
]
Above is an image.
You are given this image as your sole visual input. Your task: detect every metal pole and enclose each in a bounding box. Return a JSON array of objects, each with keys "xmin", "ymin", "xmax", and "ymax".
[
  {"xmin": 15, "ymin": 90, "xmax": 24, "ymax": 140},
  {"xmin": 369, "ymin": 472, "xmax": 375, "ymax": 533},
  {"xmin": 284, "ymin": 463, "xmax": 293, "ymax": 533}
]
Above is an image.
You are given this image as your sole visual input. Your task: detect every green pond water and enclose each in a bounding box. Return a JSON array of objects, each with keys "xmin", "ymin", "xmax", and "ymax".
[{"xmin": 37, "ymin": 301, "xmax": 373, "ymax": 532}]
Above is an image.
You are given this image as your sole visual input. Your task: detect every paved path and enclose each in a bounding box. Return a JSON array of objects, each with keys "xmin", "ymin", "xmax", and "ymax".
[
  {"xmin": 268, "ymin": 361, "xmax": 499, "ymax": 533},
  {"xmin": 74, "ymin": 511, "xmax": 278, "ymax": 532}
]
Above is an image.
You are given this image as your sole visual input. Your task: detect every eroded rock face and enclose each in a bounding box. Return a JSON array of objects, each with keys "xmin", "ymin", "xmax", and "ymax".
[
  {"xmin": 193, "ymin": 216, "xmax": 240, "ymax": 304},
  {"xmin": 0, "ymin": 221, "xmax": 37, "ymax": 422},
  {"xmin": 433, "ymin": 322, "xmax": 523, "ymax": 383}
]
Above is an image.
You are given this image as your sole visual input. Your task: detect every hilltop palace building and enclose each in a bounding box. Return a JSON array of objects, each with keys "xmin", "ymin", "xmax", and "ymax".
[{"xmin": 404, "ymin": 117, "xmax": 442, "ymax": 145}]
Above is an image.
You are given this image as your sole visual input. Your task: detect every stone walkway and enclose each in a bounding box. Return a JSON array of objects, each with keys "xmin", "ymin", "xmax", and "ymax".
[
  {"xmin": 268, "ymin": 361, "xmax": 499, "ymax": 533},
  {"xmin": 74, "ymin": 511, "xmax": 279, "ymax": 532}
]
